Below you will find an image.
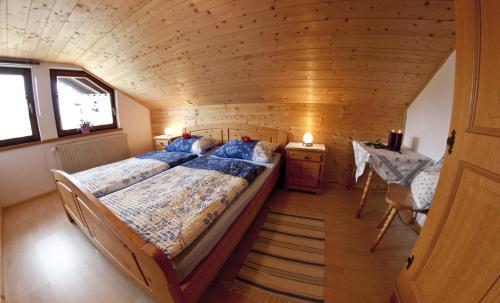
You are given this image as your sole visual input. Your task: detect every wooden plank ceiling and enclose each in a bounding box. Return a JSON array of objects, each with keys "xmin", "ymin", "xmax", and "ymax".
[
  {"xmin": 1, "ymin": 0, "xmax": 455, "ymax": 186},
  {"xmin": 0, "ymin": 0, "xmax": 455, "ymax": 109}
]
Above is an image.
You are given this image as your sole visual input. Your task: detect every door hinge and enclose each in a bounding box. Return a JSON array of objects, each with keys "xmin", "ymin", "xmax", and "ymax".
[
  {"xmin": 446, "ymin": 129, "xmax": 456, "ymax": 154},
  {"xmin": 406, "ymin": 255, "xmax": 415, "ymax": 270}
]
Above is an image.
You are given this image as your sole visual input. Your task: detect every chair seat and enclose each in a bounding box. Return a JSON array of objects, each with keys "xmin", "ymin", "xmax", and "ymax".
[{"xmin": 385, "ymin": 184, "xmax": 414, "ymax": 210}]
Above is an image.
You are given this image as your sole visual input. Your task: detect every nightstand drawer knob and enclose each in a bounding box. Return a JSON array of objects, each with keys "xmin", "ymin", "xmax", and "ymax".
[{"xmin": 304, "ymin": 156, "xmax": 310, "ymax": 160}]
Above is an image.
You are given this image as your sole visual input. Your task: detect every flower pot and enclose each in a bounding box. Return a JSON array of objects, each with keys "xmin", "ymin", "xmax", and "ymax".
[{"xmin": 81, "ymin": 124, "xmax": 91, "ymax": 135}]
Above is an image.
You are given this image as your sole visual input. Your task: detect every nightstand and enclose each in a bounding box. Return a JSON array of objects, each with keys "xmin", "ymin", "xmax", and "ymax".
[
  {"xmin": 285, "ymin": 142, "xmax": 327, "ymax": 194},
  {"xmin": 153, "ymin": 135, "xmax": 177, "ymax": 151}
]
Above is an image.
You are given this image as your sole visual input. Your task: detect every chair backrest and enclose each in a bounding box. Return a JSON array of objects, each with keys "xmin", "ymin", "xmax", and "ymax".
[{"xmin": 410, "ymin": 164, "xmax": 442, "ymax": 211}]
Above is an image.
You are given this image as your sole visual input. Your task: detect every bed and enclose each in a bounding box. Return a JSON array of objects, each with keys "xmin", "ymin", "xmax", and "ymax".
[{"xmin": 52, "ymin": 124, "xmax": 287, "ymax": 303}]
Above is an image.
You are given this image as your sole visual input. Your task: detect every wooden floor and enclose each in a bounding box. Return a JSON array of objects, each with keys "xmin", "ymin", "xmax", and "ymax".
[{"xmin": 1, "ymin": 186, "xmax": 417, "ymax": 303}]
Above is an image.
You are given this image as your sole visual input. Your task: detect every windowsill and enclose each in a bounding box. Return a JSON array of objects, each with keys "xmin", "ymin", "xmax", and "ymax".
[
  {"xmin": 0, "ymin": 128, "xmax": 123, "ymax": 153},
  {"xmin": 43, "ymin": 128, "xmax": 123, "ymax": 143}
]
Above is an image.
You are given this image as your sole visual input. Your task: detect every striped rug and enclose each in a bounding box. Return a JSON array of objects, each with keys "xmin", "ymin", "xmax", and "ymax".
[{"xmin": 235, "ymin": 210, "xmax": 325, "ymax": 303}]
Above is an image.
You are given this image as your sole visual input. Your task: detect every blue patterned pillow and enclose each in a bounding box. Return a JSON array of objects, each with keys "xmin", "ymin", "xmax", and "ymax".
[
  {"xmin": 167, "ymin": 136, "xmax": 215, "ymax": 154},
  {"xmin": 167, "ymin": 136, "xmax": 200, "ymax": 153},
  {"xmin": 213, "ymin": 139, "xmax": 276, "ymax": 163}
]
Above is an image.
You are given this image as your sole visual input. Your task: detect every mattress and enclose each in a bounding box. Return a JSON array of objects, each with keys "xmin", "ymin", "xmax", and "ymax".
[{"xmin": 171, "ymin": 153, "xmax": 282, "ymax": 281}]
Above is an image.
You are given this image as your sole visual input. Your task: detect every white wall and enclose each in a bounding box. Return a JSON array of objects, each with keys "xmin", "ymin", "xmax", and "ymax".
[
  {"xmin": 0, "ymin": 62, "xmax": 152, "ymax": 207},
  {"xmin": 404, "ymin": 51, "xmax": 456, "ymax": 161},
  {"xmin": 117, "ymin": 92, "xmax": 153, "ymax": 155}
]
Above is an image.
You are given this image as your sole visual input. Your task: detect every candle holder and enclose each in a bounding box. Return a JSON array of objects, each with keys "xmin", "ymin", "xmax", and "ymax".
[
  {"xmin": 392, "ymin": 130, "xmax": 403, "ymax": 152},
  {"xmin": 387, "ymin": 130, "xmax": 396, "ymax": 150}
]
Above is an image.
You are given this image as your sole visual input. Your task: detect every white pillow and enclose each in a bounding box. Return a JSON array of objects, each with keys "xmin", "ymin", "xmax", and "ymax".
[
  {"xmin": 191, "ymin": 137, "xmax": 215, "ymax": 155},
  {"xmin": 251, "ymin": 140, "xmax": 277, "ymax": 163}
]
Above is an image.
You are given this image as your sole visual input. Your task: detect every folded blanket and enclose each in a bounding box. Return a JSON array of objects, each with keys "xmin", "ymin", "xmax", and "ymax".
[
  {"xmin": 100, "ymin": 157, "xmax": 265, "ymax": 258},
  {"xmin": 181, "ymin": 155, "xmax": 264, "ymax": 182},
  {"xmin": 137, "ymin": 151, "xmax": 198, "ymax": 167},
  {"xmin": 72, "ymin": 151, "xmax": 197, "ymax": 197}
]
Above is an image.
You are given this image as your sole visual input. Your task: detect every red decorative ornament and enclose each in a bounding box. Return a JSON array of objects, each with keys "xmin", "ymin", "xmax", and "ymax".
[
  {"xmin": 182, "ymin": 132, "xmax": 191, "ymax": 139},
  {"xmin": 241, "ymin": 135, "xmax": 251, "ymax": 143}
]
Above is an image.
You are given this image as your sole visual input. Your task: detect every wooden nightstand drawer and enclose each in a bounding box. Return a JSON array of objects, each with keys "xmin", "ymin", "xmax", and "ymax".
[
  {"xmin": 155, "ymin": 140, "xmax": 169, "ymax": 151},
  {"xmin": 288, "ymin": 161, "xmax": 321, "ymax": 188},
  {"xmin": 153, "ymin": 135, "xmax": 176, "ymax": 151},
  {"xmin": 156, "ymin": 139, "xmax": 170, "ymax": 147},
  {"xmin": 289, "ymin": 151, "xmax": 323, "ymax": 162}
]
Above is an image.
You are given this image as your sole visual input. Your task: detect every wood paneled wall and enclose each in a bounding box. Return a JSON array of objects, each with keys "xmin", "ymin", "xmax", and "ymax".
[{"xmin": 152, "ymin": 103, "xmax": 408, "ymax": 188}]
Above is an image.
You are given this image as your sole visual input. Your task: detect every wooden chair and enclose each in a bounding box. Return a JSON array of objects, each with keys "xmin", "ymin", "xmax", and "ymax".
[{"xmin": 370, "ymin": 184, "xmax": 426, "ymax": 252}]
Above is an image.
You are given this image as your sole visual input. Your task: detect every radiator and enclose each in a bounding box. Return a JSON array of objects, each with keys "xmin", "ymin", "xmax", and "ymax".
[{"xmin": 54, "ymin": 133, "xmax": 130, "ymax": 173}]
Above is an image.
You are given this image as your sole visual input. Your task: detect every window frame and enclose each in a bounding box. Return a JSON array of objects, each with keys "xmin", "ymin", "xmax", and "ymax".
[
  {"xmin": 0, "ymin": 66, "xmax": 41, "ymax": 148},
  {"xmin": 50, "ymin": 69, "xmax": 117, "ymax": 137}
]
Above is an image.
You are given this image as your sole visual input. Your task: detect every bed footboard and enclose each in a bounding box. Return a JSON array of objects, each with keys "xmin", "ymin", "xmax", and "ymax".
[{"xmin": 52, "ymin": 170, "xmax": 185, "ymax": 303}]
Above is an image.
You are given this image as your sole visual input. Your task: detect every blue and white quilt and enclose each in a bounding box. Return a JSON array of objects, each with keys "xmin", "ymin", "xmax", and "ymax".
[
  {"xmin": 72, "ymin": 151, "xmax": 197, "ymax": 198},
  {"xmin": 99, "ymin": 156, "xmax": 265, "ymax": 258}
]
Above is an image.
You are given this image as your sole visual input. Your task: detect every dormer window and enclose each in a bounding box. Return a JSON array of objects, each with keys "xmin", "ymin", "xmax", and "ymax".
[{"xmin": 50, "ymin": 69, "xmax": 117, "ymax": 137}]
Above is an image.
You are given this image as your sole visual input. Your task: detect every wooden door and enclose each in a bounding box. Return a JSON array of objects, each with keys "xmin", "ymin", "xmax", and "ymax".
[{"xmin": 393, "ymin": 0, "xmax": 500, "ymax": 302}]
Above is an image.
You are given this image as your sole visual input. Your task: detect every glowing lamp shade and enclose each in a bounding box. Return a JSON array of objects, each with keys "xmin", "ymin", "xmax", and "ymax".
[
  {"xmin": 164, "ymin": 127, "xmax": 172, "ymax": 136},
  {"xmin": 303, "ymin": 132, "xmax": 314, "ymax": 147}
]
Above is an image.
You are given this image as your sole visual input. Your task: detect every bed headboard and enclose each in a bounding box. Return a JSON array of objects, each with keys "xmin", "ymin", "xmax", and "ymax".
[{"xmin": 184, "ymin": 123, "xmax": 288, "ymax": 147}]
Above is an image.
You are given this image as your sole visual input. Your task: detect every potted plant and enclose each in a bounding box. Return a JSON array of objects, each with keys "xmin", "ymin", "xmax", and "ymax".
[{"xmin": 79, "ymin": 119, "xmax": 92, "ymax": 135}]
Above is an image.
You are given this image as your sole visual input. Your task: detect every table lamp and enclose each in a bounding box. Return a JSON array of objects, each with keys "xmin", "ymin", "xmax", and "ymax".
[{"xmin": 303, "ymin": 132, "xmax": 313, "ymax": 147}]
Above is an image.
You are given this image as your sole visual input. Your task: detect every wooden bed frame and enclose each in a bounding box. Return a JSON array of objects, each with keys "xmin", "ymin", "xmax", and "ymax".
[{"xmin": 52, "ymin": 123, "xmax": 287, "ymax": 303}]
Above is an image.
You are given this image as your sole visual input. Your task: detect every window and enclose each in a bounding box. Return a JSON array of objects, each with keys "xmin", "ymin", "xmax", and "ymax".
[
  {"xmin": 50, "ymin": 69, "xmax": 117, "ymax": 136},
  {"xmin": 0, "ymin": 67, "xmax": 40, "ymax": 148}
]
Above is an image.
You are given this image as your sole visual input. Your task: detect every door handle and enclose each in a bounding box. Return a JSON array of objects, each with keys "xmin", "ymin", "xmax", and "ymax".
[
  {"xmin": 406, "ymin": 255, "xmax": 415, "ymax": 269},
  {"xmin": 446, "ymin": 129, "xmax": 456, "ymax": 154}
]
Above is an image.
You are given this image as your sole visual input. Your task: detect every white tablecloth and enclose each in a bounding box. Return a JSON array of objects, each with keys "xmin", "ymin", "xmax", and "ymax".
[{"xmin": 353, "ymin": 141, "xmax": 434, "ymax": 186}]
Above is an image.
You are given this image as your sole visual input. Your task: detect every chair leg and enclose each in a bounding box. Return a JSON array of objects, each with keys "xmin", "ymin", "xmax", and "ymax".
[
  {"xmin": 378, "ymin": 205, "xmax": 393, "ymax": 229},
  {"xmin": 399, "ymin": 210, "xmax": 422, "ymax": 235},
  {"xmin": 370, "ymin": 207, "xmax": 398, "ymax": 252}
]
